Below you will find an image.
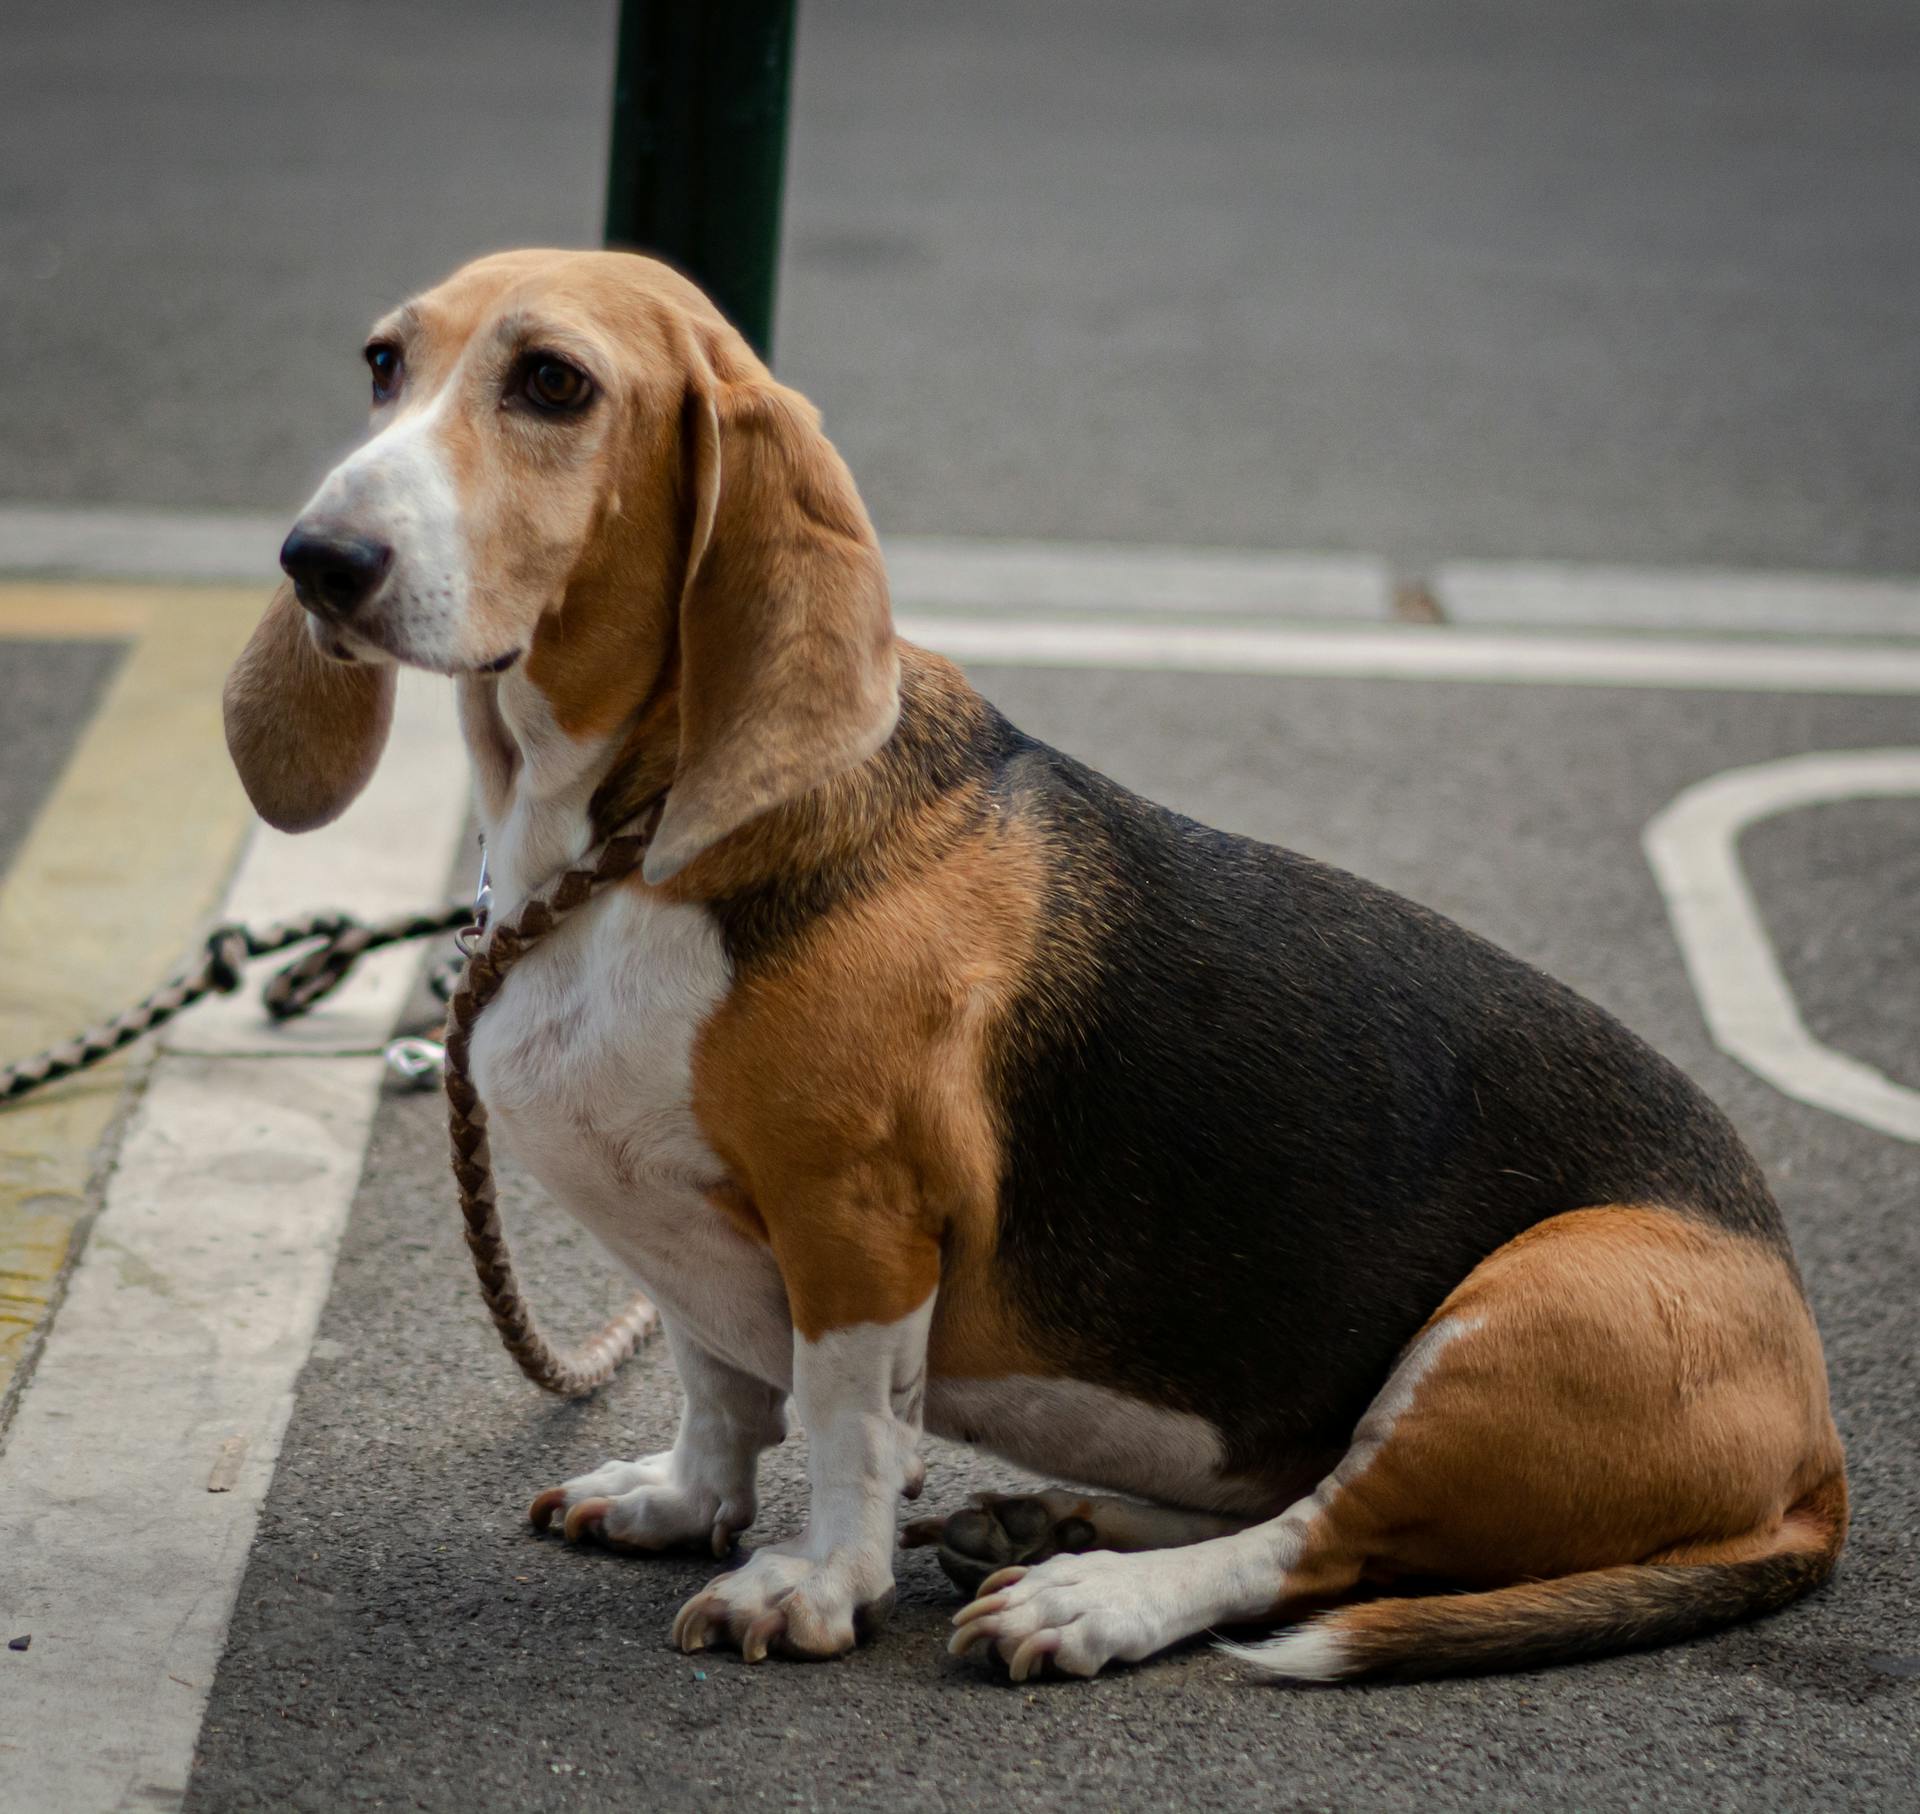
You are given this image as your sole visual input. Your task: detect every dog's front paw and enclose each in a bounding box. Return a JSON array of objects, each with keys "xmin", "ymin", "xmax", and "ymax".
[
  {"xmin": 672, "ymin": 1541, "xmax": 896, "ymax": 1662},
  {"xmin": 948, "ymin": 1551, "xmax": 1175, "ymax": 1681},
  {"xmin": 528, "ymin": 1452, "xmax": 753, "ymax": 1557}
]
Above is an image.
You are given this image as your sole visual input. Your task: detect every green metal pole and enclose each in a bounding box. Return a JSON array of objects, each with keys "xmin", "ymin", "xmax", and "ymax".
[{"xmin": 604, "ymin": 0, "xmax": 798, "ymax": 362}]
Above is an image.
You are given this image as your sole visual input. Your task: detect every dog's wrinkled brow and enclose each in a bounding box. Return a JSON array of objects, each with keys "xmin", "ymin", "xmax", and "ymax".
[{"xmin": 489, "ymin": 310, "xmax": 608, "ymax": 373}]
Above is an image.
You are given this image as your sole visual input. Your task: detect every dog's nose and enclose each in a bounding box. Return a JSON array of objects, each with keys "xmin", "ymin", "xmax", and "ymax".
[{"xmin": 279, "ymin": 526, "xmax": 393, "ymax": 617}]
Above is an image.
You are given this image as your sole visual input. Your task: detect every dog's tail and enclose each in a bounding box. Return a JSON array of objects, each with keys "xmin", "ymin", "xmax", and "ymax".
[{"xmin": 1220, "ymin": 1473, "xmax": 1846, "ymax": 1685}]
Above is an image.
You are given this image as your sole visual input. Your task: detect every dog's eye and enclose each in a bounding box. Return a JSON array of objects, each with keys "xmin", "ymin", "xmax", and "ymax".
[
  {"xmin": 522, "ymin": 356, "xmax": 593, "ymax": 414},
  {"xmin": 365, "ymin": 343, "xmax": 401, "ymax": 403}
]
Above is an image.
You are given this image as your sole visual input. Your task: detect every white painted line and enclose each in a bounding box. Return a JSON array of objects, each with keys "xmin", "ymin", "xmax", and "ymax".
[
  {"xmin": 883, "ymin": 535, "xmax": 1391, "ymax": 619},
  {"xmin": 0, "ymin": 507, "xmax": 1393, "ymax": 619},
  {"xmin": 899, "ymin": 614, "xmax": 1920, "ymax": 695},
  {"xmin": 1644, "ymin": 750, "xmax": 1920, "ymax": 1144},
  {"xmin": 1437, "ymin": 561, "xmax": 1920, "ymax": 640},
  {"xmin": 0, "ymin": 503, "xmax": 286, "ymax": 583},
  {"xmin": 6, "ymin": 502, "xmax": 1919, "ymax": 647},
  {"xmin": 0, "ymin": 680, "xmax": 468, "ymax": 1809}
]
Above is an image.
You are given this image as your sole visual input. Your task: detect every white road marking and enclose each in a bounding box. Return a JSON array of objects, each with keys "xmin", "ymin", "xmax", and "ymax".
[
  {"xmin": 6, "ymin": 502, "xmax": 1917, "ymax": 646},
  {"xmin": 1644, "ymin": 750, "xmax": 1920, "ymax": 1144},
  {"xmin": 0, "ymin": 678, "xmax": 467, "ymax": 1809},
  {"xmin": 0, "ymin": 502, "xmax": 286, "ymax": 582},
  {"xmin": 1437, "ymin": 560, "xmax": 1920, "ymax": 640},
  {"xmin": 898, "ymin": 614, "xmax": 1920, "ymax": 694},
  {"xmin": 883, "ymin": 536, "xmax": 1391, "ymax": 618}
]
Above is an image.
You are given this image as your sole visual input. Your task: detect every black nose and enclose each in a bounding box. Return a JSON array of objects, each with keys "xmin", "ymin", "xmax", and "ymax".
[{"xmin": 279, "ymin": 526, "xmax": 393, "ymax": 617}]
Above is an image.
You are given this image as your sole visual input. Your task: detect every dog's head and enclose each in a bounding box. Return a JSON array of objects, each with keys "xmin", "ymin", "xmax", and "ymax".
[{"xmin": 224, "ymin": 249, "xmax": 898, "ymax": 884}]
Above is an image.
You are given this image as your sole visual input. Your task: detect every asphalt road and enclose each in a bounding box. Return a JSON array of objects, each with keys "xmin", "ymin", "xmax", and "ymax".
[
  {"xmin": 177, "ymin": 664, "xmax": 1920, "ymax": 1813},
  {"xmin": 1, "ymin": 0, "xmax": 1918, "ymax": 572}
]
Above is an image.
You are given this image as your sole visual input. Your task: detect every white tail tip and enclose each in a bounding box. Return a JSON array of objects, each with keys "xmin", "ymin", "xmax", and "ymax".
[{"xmin": 1217, "ymin": 1619, "xmax": 1355, "ymax": 1682}]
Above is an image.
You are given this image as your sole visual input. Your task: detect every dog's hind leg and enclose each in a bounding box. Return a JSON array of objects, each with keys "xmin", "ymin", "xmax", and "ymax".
[
  {"xmin": 950, "ymin": 1206, "xmax": 1842, "ymax": 1683},
  {"xmin": 903, "ymin": 1490, "xmax": 1249, "ymax": 1595},
  {"xmin": 941, "ymin": 1353, "xmax": 1431, "ymax": 1680}
]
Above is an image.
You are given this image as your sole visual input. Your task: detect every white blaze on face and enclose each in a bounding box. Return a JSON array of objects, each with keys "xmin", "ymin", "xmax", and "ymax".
[{"xmin": 290, "ymin": 382, "xmax": 478, "ymax": 673}]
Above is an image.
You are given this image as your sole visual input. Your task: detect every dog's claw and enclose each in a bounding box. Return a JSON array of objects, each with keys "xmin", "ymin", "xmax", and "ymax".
[
  {"xmin": 562, "ymin": 1497, "xmax": 610, "ymax": 1544},
  {"xmin": 951, "ymin": 1588, "xmax": 1011, "ymax": 1628},
  {"xmin": 1008, "ymin": 1631, "xmax": 1060, "ymax": 1682},
  {"xmin": 947, "ymin": 1620, "xmax": 992, "ymax": 1657},
  {"xmin": 527, "ymin": 1487, "xmax": 566, "ymax": 1531},
  {"xmin": 742, "ymin": 1609, "xmax": 786, "ymax": 1664},
  {"xmin": 673, "ymin": 1592, "xmax": 723, "ymax": 1654},
  {"xmin": 947, "ymin": 1589, "xmax": 1011, "ymax": 1655}
]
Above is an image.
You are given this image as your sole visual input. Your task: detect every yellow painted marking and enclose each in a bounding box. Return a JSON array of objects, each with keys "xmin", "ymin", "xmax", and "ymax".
[
  {"xmin": 0, "ymin": 587, "xmax": 158, "ymax": 639},
  {"xmin": 0, "ymin": 583, "xmax": 265, "ymax": 1405}
]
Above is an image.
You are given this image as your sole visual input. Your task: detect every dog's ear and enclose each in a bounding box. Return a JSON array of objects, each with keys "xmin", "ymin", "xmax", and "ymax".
[
  {"xmin": 643, "ymin": 368, "xmax": 900, "ymax": 885},
  {"xmin": 223, "ymin": 582, "xmax": 396, "ymax": 833}
]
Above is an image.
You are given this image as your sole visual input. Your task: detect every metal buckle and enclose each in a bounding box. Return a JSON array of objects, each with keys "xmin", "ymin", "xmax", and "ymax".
[
  {"xmin": 474, "ymin": 841, "xmax": 493, "ymax": 923},
  {"xmin": 455, "ymin": 839, "xmax": 492, "ymax": 960}
]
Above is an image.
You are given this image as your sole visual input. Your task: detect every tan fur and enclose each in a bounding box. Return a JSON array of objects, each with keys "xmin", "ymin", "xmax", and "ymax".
[
  {"xmin": 224, "ymin": 249, "xmax": 898, "ymax": 880},
  {"xmin": 646, "ymin": 359, "xmax": 900, "ymax": 885},
  {"xmin": 223, "ymin": 581, "xmax": 394, "ymax": 832},
  {"xmin": 686, "ymin": 733, "xmax": 1049, "ymax": 1366},
  {"xmin": 1276, "ymin": 1207, "xmax": 1844, "ymax": 1603}
]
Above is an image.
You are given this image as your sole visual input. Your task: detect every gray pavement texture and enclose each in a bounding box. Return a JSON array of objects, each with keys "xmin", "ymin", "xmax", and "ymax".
[
  {"xmin": 2, "ymin": 0, "xmax": 1919, "ymax": 575},
  {"xmin": 0, "ymin": 640, "xmax": 125, "ymax": 870},
  {"xmin": 1746, "ymin": 798, "xmax": 1920, "ymax": 1103},
  {"xmin": 185, "ymin": 666, "xmax": 1920, "ymax": 1814}
]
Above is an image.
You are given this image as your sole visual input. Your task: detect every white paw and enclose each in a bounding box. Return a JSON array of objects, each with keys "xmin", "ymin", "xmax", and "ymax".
[
  {"xmin": 528, "ymin": 1451, "xmax": 753, "ymax": 1556},
  {"xmin": 672, "ymin": 1540, "xmax": 896, "ymax": 1662},
  {"xmin": 948, "ymin": 1550, "xmax": 1181, "ymax": 1681}
]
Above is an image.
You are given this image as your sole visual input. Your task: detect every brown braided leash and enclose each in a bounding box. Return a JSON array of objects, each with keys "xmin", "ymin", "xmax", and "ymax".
[
  {"xmin": 1, "ymin": 807, "xmax": 667, "ymax": 1399},
  {"xmin": 440, "ymin": 803, "xmax": 665, "ymax": 1396}
]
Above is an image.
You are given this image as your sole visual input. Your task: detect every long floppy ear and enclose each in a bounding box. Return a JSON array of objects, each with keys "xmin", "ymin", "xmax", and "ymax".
[
  {"xmin": 643, "ymin": 371, "xmax": 900, "ymax": 885},
  {"xmin": 223, "ymin": 582, "xmax": 396, "ymax": 833}
]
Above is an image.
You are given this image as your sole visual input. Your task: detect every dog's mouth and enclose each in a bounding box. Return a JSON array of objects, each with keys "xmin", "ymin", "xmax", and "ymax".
[
  {"xmin": 306, "ymin": 614, "xmax": 521, "ymax": 679},
  {"xmin": 309, "ymin": 621, "xmax": 390, "ymax": 667}
]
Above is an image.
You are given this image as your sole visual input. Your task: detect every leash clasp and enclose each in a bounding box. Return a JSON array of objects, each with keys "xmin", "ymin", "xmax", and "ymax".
[{"xmin": 455, "ymin": 839, "xmax": 492, "ymax": 959}]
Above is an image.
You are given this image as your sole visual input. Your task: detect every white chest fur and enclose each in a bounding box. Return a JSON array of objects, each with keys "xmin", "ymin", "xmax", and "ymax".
[{"xmin": 465, "ymin": 884, "xmax": 793, "ymax": 1388}]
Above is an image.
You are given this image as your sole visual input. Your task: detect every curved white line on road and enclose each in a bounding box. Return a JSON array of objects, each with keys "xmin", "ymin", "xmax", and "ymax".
[{"xmin": 1644, "ymin": 750, "xmax": 1920, "ymax": 1143}]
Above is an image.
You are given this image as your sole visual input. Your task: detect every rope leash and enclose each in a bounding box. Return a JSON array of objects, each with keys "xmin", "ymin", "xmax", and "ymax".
[
  {"xmin": 441, "ymin": 806, "xmax": 664, "ymax": 1395},
  {"xmin": 0, "ymin": 907, "xmax": 469, "ymax": 1102},
  {"xmin": 0, "ymin": 810, "xmax": 665, "ymax": 1398}
]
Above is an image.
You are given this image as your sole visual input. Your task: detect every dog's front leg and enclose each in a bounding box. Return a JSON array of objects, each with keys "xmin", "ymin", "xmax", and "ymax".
[
  {"xmin": 673, "ymin": 1283, "xmax": 932, "ymax": 1662},
  {"xmin": 530, "ymin": 1317, "xmax": 788, "ymax": 1554}
]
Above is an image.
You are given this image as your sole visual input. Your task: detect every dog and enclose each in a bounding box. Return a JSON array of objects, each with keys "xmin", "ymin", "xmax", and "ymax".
[{"xmin": 223, "ymin": 249, "xmax": 1845, "ymax": 1682}]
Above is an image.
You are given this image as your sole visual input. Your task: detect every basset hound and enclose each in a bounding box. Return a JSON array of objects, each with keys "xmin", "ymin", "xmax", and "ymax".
[{"xmin": 224, "ymin": 249, "xmax": 1845, "ymax": 1682}]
